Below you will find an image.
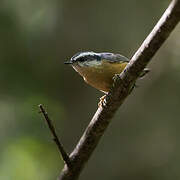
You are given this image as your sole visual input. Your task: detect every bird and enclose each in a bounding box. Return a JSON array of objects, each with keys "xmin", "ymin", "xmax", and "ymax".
[{"xmin": 64, "ymin": 51, "xmax": 149, "ymax": 94}]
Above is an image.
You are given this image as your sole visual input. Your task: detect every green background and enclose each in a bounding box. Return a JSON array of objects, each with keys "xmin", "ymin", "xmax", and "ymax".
[{"xmin": 0, "ymin": 0, "xmax": 180, "ymax": 179}]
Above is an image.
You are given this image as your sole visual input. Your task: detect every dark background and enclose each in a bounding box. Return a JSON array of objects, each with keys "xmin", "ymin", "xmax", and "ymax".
[{"xmin": 0, "ymin": 0, "xmax": 180, "ymax": 179}]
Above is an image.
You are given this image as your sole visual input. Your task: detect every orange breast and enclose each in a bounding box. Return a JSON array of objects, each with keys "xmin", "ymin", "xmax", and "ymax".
[{"xmin": 73, "ymin": 60, "xmax": 128, "ymax": 93}]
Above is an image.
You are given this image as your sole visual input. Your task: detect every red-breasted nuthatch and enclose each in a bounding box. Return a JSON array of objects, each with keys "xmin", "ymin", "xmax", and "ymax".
[{"xmin": 65, "ymin": 52, "xmax": 149, "ymax": 93}]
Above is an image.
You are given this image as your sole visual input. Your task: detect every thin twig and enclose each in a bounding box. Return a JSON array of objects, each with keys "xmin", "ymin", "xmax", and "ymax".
[
  {"xmin": 39, "ymin": 104, "xmax": 72, "ymax": 168},
  {"xmin": 59, "ymin": 0, "xmax": 180, "ymax": 179}
]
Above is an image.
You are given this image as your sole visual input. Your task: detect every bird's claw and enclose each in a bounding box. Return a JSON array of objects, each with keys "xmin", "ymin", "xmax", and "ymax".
[
  {"xmin": 98, "ymin": 95, "xmax": 107, "ymax": 107},
  {"xmin": 113, "ymin": 74, "xmax": 120, "ymax": 82}
]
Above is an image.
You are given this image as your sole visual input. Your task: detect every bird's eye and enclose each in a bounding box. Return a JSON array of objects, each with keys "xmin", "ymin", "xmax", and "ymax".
[{"xmin": 78, "ymin": 57, "xmax": 85, "ymax": 62}]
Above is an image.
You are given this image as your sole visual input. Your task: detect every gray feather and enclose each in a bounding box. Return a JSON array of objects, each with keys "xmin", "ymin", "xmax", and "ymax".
[{"xmin": 99, "ymin": 53, "xmax": 129, "ymax": 63}]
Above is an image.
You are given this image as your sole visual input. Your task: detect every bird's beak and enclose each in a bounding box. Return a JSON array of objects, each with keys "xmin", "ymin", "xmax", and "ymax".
[{"xmin": 64, "ymin": 61, "xmax": 73, "ymax": 64}]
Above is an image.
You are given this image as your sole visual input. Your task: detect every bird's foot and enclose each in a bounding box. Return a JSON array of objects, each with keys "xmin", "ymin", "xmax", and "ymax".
[{"xmin": 98, "ymin": 95, "xmax": 107, "ymax": 107}]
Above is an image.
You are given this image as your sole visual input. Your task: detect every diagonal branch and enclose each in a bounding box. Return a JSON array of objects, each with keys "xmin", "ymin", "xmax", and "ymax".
[
  {"xmin": 59, "ymin": 0, "xmax": 180, "ymax": 179},
  {"xmin": 39, "ymin": 104, "xmax": 72, "ymax": 168}
]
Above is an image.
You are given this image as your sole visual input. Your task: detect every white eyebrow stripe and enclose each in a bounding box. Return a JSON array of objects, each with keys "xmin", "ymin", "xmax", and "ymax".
[{"xmin": 73, "ymin": 52, "xmax": 99, "ymax": 60}]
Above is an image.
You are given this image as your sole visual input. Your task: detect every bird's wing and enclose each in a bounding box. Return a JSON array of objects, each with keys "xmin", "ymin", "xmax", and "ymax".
[{"xmin": 100, "ymin": 53, "xmax": 129, "ymax": 63}]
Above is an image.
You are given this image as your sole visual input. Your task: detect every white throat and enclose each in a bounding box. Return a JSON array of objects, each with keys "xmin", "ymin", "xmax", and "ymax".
[{"xmin": 77, "ymin": 60, "xmax": 102, "ymax": 67}]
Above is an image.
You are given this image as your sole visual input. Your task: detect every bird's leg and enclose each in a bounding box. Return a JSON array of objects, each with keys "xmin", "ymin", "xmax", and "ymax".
[{"xmin": 98, "ymin": 95, "xmax": 107, "ymax": 107}]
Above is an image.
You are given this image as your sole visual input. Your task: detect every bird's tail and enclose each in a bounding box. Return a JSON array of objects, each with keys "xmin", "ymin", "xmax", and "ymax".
[{"xmin": 139, "ymin": 68, "xmax": 150, "ymax": 78}]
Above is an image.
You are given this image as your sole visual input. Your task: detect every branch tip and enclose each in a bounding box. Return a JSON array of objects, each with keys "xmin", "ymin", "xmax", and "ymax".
[{"xmin": 38, "ymin": 104, "xmax": 72, "ymax": 168}]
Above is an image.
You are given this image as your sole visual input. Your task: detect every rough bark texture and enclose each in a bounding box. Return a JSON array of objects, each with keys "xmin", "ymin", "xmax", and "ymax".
[{"xmin": 59, "ymin": 0, "xmax": 180, "ymax": 179}]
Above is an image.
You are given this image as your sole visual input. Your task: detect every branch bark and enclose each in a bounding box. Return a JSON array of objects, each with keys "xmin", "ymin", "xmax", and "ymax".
[{"xmin": 59, "ymin": 0, "xmax": 180, "ymax": 179}]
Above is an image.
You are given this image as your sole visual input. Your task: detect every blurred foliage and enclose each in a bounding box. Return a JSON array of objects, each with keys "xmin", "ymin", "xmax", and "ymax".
[
  {"xmin": 0, "ymin": 137, "xmax": 62, "ymax": 180},
  {"xmin": 0, "ymin": 0, "xmax": 180, "ymax": 179}
]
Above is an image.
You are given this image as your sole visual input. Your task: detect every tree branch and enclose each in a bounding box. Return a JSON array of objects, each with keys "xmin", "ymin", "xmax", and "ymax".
[
  {"xmin": 39, "ymin": 104, "xmax": 72, "ymax": 168},
  {"xmin": 59, "ymin": 0, "xmax": 180, "ymax": 179}
]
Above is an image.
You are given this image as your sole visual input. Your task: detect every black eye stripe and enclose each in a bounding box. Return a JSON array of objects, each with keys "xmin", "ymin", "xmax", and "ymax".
[{"xmin": 78, "ymin": 57, "xmax": 85, "ymax": 62}]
